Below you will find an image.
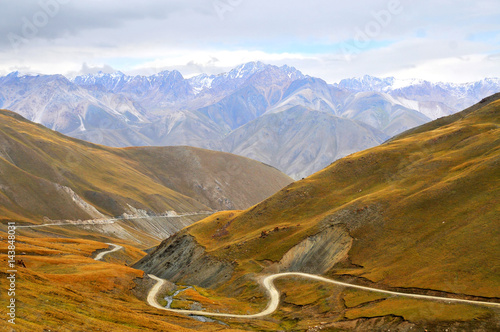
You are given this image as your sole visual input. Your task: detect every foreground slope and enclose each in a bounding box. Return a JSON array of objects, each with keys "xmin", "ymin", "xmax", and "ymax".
[
  {"xmin": 0, "ymin": 109, "xmax": 292, "ymax": 225},
  {"xmin": 137, "ymin": 94, "xmax": 500, "ymax": 329},
  {"xmin": 0, "ymin": 234, "xmax": 254, "ymax": 332}
]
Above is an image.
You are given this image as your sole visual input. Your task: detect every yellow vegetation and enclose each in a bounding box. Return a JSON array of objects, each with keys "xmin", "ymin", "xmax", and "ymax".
[{"xmin": 182, "ymin": 95, "xmax": 500, "ymax": 327}]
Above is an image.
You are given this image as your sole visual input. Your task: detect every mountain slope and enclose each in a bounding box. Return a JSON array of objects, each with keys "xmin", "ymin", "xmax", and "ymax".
[
  {"xmin": 341, "ymin": 91, "xmax": 432, "ymax": 136},
  {"xmin": 221, "ymin": 106, "xmax": 388, "ymax": 179},
  {"xmin": 136, "ymin": 94, "xmax": 500, "ymax": 329},
  {"xmin": 0, "ymin": 109, "xmax": 292, "ymax": 224},
  {"xmin": 0, "ymin": 72, "xmax": 146, "ymax": 135},
  {"xmin": 268, "ymin": 77, "xmax": 342, "ymax": 115},
  {"xmin": 119, "ymin": 145, "xmax": 293, "ymax": 211},
  {"xmin": 197, "ymin": 85, "xmax": 270, "ymax": 133}
]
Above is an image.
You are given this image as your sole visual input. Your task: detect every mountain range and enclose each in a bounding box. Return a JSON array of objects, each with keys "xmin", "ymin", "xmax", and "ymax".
[{"xmin": 1, "ymin": 63, "xmax": 498, "ymax": 179}]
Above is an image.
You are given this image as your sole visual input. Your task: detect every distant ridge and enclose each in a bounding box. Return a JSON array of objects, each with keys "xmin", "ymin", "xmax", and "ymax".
[{"xmin": 1, "ymin": 64, "xmax": 498, "ymax": 178}]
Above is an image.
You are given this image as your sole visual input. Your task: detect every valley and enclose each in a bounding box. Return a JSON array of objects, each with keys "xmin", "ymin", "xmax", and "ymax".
[
  {"xmin": 2, "ymin": 0, "xmax": 499, "ymax": 330},
  {"xmin": 134, "ymin": 94, "xmax": 500, "ymax": 331},
  {"xmin": 1, "ymin": 94, "xmax": 497, "ymax": 331}
]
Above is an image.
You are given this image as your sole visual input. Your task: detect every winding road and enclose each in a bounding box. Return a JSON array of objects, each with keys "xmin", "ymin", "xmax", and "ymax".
[
  {"xmin": 94, "ymin": 243, "xmax": 123, "ymax": 261},
  {"xmin": 147, "ymin": 272, "xmax": 500, "ymax": 319}
]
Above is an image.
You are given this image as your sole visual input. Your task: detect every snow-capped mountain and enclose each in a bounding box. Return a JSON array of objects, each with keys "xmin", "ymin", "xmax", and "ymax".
[
  {"xmin": 0, "ymin": 72, "xmax": 145, "ymax": 138},
  {"xmin": 74, "ymin": 70, "xmax": 195, "ymax": 110},
  {"xmin": 73, "ymin": 71, "xmax": 130, "ymax": 91},
  {"xmin": 188, "ymin": 74, "xmax": 216, "ymax": 94},
  {"xmin": 336, "ymin": 75, "xmax": 494, "ymax": 94},
  {"xmin": 225, "ymin": 61, "xmax": 269, "ymax": 80},
  {"xmin": 336, "ymin": 75, "xmax": 397, "ymax": 92},
  {"xmin": 1, "ymin": 64, "xmax": 498, "ymax": 178},
  {"xmin": 335, "ymin": 75, "xmax": 500, "ymax": 118}
]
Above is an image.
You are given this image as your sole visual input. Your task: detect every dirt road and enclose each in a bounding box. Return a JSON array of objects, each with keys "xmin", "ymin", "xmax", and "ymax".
[
  {"xmin": 94, "ymin": 243, "xmax": 123, "ymax": 261},
  {"xmin": 147, "ymin": 272, "xmax": 500, "ymax": 319}
]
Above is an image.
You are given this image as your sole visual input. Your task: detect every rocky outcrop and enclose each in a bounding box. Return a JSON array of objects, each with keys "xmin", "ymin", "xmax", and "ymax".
[
  {"xmin": 56, "ymin": 184, "xmax": 106, "ymax": 219},
  {"xmin": 271, "ymin": 225, "xmax": 353, "ymax": 274},
  {"xmin": 133, "ymin": 233, "xmax": 233, "ymax": 288}
]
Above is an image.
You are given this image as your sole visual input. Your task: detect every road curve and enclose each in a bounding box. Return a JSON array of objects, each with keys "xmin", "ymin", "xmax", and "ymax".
[
  {"xmin": 94, "ymin": 243, "xmax": 123, "ymax": 261},
  {"xmin": 147, "ymin": 272, "xmax": 500, "ymax": 319}
]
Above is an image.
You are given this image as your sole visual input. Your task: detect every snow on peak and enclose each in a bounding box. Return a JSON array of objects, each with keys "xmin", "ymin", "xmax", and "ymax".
[
  {"xmin": 73, "ymin": 71, "xmax": 129, "ymax": 87},
  {"xmin": 188, "ymin": 73, "xmax": 216, "ymax": 94},
  {"xmin": 390, "ymin": 78, "xmax": 426, "ymax": 90},
  {"xmin": 227, "ymin": 61, "xmax": 268, "ymax": 79},
  {"xmin": 279, "ymin": 64, "xmax": 305, "ymax": 79}
]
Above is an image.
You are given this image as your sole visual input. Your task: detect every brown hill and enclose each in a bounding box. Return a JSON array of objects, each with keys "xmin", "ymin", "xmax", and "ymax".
[
  {"xmin": 136, "ymin": 94, "xmax": 500, "ymax": 330},
  {"xmin": 0, "ymin": 109, "xmax": 292, "ymax": 225}
]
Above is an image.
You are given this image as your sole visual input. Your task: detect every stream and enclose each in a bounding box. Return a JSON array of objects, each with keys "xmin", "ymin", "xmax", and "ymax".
[{"xmin": 164, "ymin": 286, "xmax": 194, "ymax": 309}]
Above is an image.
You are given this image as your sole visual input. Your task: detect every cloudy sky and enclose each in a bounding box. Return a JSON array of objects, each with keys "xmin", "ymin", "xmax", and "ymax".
[{"xmin": 0, "ymin": 0, "xmax": 499, "ymax": 83}]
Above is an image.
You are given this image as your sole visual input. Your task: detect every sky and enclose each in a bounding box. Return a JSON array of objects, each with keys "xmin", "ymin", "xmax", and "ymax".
[{"xmin": 0, "ymin": 0, "xmax": 499, "ymax": 83}]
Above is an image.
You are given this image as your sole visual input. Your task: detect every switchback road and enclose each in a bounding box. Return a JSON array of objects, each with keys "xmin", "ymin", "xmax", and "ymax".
[
  {"xmin": 94, "ymin": 243, "xmax": 123, "ymax": 261},
  {"xmin": 147, "ymin": 272, "xmax": 500, "ymax": 319}
]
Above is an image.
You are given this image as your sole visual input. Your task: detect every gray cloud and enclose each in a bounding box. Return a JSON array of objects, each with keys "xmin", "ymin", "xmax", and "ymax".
[
  {"xmin": 3, "ymin": 0, "xmax": 496, "ymax": 47},
  {"xmin": 0, "ymin": 0, "xmax": 498, "ymax": 82},
  {"xmin": 0, "ymin": 0, "xmax": 208, "ymax": 47}
]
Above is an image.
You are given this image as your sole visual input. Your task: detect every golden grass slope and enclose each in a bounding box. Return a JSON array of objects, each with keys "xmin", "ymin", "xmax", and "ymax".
[
  {"xmin": 127, "ymin": 93, "xmax": 499, "ymax": 331},
  {"xmin": 0, "ymin": 232, "xmax": 250, "ymax": 331},
  {"xmin": 118, "ymin": 145, "xmax": 293, "ymax": 211},
  {"xmin": 177, "ymin": 94, "xmax": 500, "ymax": 319},
  {"xmin": 0, "ymin": 109, "xmax": 292, "ymax": 225}
]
